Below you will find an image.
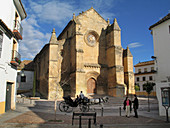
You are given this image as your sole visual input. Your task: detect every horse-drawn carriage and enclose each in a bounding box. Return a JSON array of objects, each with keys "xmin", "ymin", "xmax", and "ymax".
[{"xmin": 59, "ymin": 96, "xmax": 109, "ymax": 112}]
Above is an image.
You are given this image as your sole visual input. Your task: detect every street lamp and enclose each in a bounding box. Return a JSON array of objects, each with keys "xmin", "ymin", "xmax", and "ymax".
[
  {"xmin": 151, "ymin": 56, "xmax": 157, "ymax": 60},
  {"xmin": 21, "ymin": 70, "xmax": 24, "ymax": 76}
]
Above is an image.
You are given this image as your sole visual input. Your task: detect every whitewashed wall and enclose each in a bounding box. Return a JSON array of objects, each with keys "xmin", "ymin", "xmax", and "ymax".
[
  {"xmin": 0, "ymin": 0, "xmax": 24, "ymax": 113},
  {"xmin": 17, "ymin": 70, "xmax": 34, "ymax": 91},
  {"xmin": 0, "ymin": 0, "xmax": 16, "ymax": 104},
  {"xmin": 152, "ymin": 19, "xmax": 170, "ymax": 116},
  {"xmin": 0, "ymin": 0, "xmax": 21, "ymax": 31},
  {"xmin": 152, "ymin": 20, "xmax": 170, "ymax": 82}
]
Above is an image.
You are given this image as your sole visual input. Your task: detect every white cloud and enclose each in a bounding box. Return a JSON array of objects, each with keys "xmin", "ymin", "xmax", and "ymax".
[
  {"xmin": 20, "ymin": 0, "xmax": 76, "ymax": 60},
  {"xmin": 100, "ymin": 12, "xmax": 116, "ymax": 20},
  {"xmin": 19, "ymin": 16, "xmax": 51, "ymax": 60},
  {"xmin": 128, "ymin": 42, "xmax": 143, "ymax": 48},
  {"xmin": 20, "ymin": 0, "xmax": 118, "ymax": 60},
  {"xmin": 28, "ymin": 0, "xmax": 74, "ymax": 26}
]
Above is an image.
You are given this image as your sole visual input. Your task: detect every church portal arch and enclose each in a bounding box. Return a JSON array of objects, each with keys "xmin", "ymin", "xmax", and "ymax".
[{"xmin": 87, "ymin": 77, "xmax": 96, "ymax": 94}]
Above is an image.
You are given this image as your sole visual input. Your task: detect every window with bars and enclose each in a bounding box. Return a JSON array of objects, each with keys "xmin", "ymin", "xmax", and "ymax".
[
  {"xmin": 0, "ymin": 31, "xmax": 3, "ymax": 58},
  {"xmin": 21, "ymin": 75, "xmax": 26, "ymax": 82},
  {"xmin": 138, "ymin": 69, "xmax": 141, "ymax": 73},
  {"xmin": 151, "ymin": 67, "xmax": 154, "ymax": 71},
  {"xmin": 149, "ymin": 76, "xmax": 153, "ymax": 81},
  {"xmin": 144, "ymin": 68, "xmax": 147, "ymax": 72}
]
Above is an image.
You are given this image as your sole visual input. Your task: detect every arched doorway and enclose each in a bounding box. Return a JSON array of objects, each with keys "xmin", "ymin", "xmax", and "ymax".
[{"xmin": 87, "ymin": 78, "xmax": 96, "ymax": 94}]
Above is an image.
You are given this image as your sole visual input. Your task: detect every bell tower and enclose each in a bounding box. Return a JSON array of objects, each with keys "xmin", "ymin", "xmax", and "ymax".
[
  {"xmin": 106, "ymin": 18, "xmax": 126, "ymax": 97},
  {"xmin": 123, "ymin": 47, "xmax": 135, "ymax": 95}
]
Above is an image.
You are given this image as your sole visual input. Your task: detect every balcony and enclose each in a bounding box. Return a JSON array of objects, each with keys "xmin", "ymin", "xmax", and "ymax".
[
  {"xmin": 135, "ymin": 70, "xmax": 157, "ymax": 75},
  {"xmin": 13, "ymin": 20, "xmax": 23, "ymax": 40},
  {"xmin": 10, "ymin": 50, "xmax": 21, "ymax": 66}
]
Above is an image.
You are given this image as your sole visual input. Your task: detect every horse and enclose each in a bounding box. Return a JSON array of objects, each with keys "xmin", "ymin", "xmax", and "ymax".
[{"xmin": 88, "ymin": 96, "xmax": 109, "ymax": 105}]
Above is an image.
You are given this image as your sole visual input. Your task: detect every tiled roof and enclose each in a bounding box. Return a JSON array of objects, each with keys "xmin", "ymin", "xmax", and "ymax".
[
  {"xmin": 134, "ymin": 60, "xmax": 154, "ymax": 67},
  {"xmin": 17, "ymin": 60, "xmax": 34, "ymax": 71},
  {"xmin": 149, "ymin": 13, "xmax": 170, "ymax": 30}
]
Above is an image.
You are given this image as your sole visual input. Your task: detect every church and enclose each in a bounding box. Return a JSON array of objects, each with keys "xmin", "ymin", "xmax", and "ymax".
[{"xmin": 34, "ymin": 7, "xmax": 135, "ymax": 100}]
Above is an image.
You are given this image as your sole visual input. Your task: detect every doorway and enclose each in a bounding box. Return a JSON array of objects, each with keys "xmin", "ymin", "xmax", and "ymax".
[
  {"xmin": 87, "ymin": 78, "xmax": 96, "ymax": 94},
  {"xmin": 5, "ymin": 82, "xmax": 12, "ymax": 112}
]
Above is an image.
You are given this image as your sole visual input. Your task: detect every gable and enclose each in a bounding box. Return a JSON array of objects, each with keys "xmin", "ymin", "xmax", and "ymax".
[
  {"xmin": 58, "ymin": 8, "xmax": 109, "ymax": 40},
  {"xmin": 76, "ymin": 8, "xmax": 108, "ymax": 27}
]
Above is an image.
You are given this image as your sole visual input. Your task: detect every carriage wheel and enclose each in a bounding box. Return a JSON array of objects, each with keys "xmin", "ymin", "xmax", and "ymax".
[
  {"xmin": 59, "ymin": 101, "xmax": 73, "ymax": 112},
  {"xmin": 79, "ymin": 104, "xmax": 89, "ymax": 112},
  {"xmin": 59, "ymin": 101, "xmax": 67, "ymax": 112}
]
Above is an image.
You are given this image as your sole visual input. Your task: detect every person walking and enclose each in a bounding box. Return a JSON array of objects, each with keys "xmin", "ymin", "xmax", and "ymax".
[
  {"xmin": 123, "ymin": 97, "xmax": 132, "ymax": 118},
  {"xmin": 132, "ymin": 94, "xmax": 139, "ymax": 118}
]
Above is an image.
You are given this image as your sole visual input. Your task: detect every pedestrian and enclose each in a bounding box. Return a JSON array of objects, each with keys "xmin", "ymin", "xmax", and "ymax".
[
  {"xmin": 79, "ymin": 91, "xmax": 84, "ymax": 100},
  {"xmin": 123, "ymin": 97, "xmax": 132, "ymax": 118},
  {"xmin": 132, "ymin": 94, "xmax": 139, "ymax": 118}
]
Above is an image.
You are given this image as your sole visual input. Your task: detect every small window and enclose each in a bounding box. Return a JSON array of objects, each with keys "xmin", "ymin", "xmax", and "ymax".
[
  {"xmin": 0, "ymin": 31, "xmax": 3, "ymax": 58},
  {"xmin": 144, "ymin": 68, "xmax": 147, "ymax": 72},
  {"xmin": 21, "ymin": 76, "xmax": 26, "ymax": 82},
  {"xmin": 151, "ymin": 67, "xmax": 154, "ymax": 71},
  {"xmin": 138, "ymin": 69, "xmax": 141, "ymax": 73},
  {"xmin": 143, "ymin": 77, "xmax": 145, "ymax": 81},
  {"xmin": 149, "ymin": 76, "xmax": 153, "ymax": 81},
  {"xmin": 137, "ymin": 77, "xmax": 140, "ymax": 81}
]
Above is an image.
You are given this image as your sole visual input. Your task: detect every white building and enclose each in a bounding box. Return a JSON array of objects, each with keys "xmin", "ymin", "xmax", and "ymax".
[
  {"xmin": 134, "ymin": 60, "xmax": 156, "ymax": 97},
  {"xmin": 17, "ymin": 60, "xmax": 34, "ymax": 93},
  {"xmin": 149, "ymin": 13, "xmax": 170, "ymax": 116},
  {"xmin": 0, "ymin": 0, "xmax": 26, "ymax": 114}
]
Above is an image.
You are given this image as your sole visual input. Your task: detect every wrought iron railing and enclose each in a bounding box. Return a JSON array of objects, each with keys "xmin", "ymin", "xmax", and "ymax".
[
  {"xmin": 13, "ymin": 20, "xmax": 23, "ymax": 37},
  {"xmin": 12, "ymin": 50, "xmax": 21, "ymax": 64}
]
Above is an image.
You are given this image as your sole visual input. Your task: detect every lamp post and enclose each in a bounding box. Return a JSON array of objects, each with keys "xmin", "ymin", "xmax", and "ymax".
[{"xmin": 21, "ymin": 70, "xmax": 24, "ymax": 77}]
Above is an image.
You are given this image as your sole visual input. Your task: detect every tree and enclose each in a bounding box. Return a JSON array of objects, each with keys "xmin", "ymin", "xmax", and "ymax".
[
  {"xmin": 135, "ymin": 83, "xmax": 140, "ymax": 91},
  {"xmin": 143, "ymin": 81, "xmax": 155, "ymax": 112}
]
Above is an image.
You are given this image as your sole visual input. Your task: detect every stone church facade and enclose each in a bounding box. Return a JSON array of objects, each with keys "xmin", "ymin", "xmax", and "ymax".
[{"xmin": 34, "ymin": 8, "xmax": 135, "ymax": 100}]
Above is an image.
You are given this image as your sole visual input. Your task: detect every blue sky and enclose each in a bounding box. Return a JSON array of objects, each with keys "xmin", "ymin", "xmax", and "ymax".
[{"xmin": 20, "ymin": 0, "xmax": 170, "ymax": 66}]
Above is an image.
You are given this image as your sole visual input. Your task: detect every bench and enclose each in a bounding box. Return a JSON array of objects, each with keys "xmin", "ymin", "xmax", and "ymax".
[{"xmin": 72, "ymin": 112, "xmax": 97, "ymax": 125}]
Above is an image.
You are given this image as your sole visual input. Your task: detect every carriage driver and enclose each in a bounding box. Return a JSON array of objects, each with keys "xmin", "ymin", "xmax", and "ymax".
[
  {"xmin": 79, "ymin": 91, "xmax": 85, "ymax": 99},
  {"xmin": 79, "ymin": 91, "xmax": 89, "ymax": 103}
]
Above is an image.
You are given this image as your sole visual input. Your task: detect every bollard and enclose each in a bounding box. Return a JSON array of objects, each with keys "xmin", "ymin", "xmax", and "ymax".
[
  {"xmin": 100, "ymin": 124, "xmax": 103, "ymax": 128},
  {"xmin": 30, "ymin": 99, "xmax": 32, "ymax": 104},
  {"xmin": 119, "ymin": 107, "xmax": 121, "ymax": 116},
  {"xmin": 79, "ymin": 115, "xmax": 82, "ymax": 128},
  {"xmin": 101, "ymin": 107, "xmax": 103, "ymax": 116},
  {"xmin": 88, "ymin": 118, "xmax": 91, "ymax": 128},
  {"xmin": 22, "ymin": 97, "xmax": 24, "ymax": 103}
]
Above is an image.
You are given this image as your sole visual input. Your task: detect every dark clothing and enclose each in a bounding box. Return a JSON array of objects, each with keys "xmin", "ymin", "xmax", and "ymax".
[
  {"xmin": 133, "ymin": 97, "xmax": 139, "ymax": 109},
  {"xmin": 132, "ymin": 97, "xmax": 139, "ymax": 118},
  {"xmin": 134, "ymin": 107, "xmax": 138, "ymax": 118}
]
